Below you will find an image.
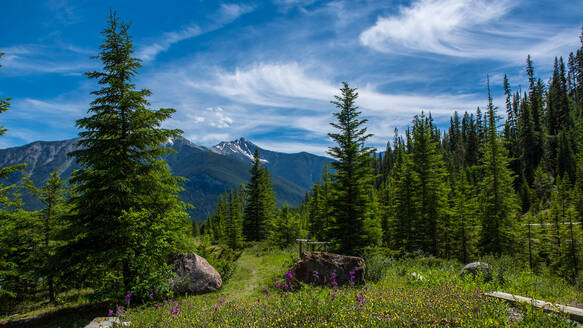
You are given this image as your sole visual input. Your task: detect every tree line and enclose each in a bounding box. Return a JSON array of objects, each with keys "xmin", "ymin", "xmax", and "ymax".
[{"xmin": 205, "ymin": 29, "xmax": 583, "ymax": 286}]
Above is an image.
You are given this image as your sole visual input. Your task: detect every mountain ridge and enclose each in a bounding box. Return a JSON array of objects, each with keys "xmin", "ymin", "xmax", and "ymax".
[{"xmin": 0, "ymin": 136, "xmax": 333, "ymax": 221}]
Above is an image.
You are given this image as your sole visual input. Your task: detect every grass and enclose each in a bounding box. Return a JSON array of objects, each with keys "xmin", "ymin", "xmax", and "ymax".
[
  {"xmin": 2, "ymin": 246, "xmax": 581, "ymax": 327},
  {"xmin": 120, "ymin": 248, "xmax": 583, "ymax": 327},
  {"xmin": 0, "ymin": 289, "xmax": 107, "ymax": 328}
]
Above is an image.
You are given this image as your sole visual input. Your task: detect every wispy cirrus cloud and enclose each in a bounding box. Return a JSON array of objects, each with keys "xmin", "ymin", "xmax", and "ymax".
[
  {"xmin": 147, "ymin": 60, "xmax": 489, "ymax": 154},
  {"xmin": 136, "ymin": 3, "xmax": 254, "ymax": 63},
  {"xmin": 359, "ymin": 0, "xmax": 579, "ymax": 63},
  {"xmin": 136, "ymin": 24, "xmax": 202, "ymax": 63}
]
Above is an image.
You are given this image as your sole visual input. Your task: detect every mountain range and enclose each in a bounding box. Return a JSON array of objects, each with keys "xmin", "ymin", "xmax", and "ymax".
[{"xmin": 0, "ymin": 137, "xmax": 333, "ymax": 221}]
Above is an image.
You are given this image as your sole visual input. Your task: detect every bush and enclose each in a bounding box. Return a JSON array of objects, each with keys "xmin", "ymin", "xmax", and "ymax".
[{"xmin": 364, "ymin": 254, "xmax": 393, "ymax": 282}]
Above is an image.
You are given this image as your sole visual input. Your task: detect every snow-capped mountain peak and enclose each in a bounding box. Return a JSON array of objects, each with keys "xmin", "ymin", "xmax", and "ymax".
[{"xmin": 211, "ymin": 137, "xmax": 268, "ymax": 163}]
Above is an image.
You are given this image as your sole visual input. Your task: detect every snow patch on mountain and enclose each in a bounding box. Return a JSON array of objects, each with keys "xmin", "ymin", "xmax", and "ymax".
[{"xmin": 211, "ymin": 137, "xmax": 268, "ymax": 163}]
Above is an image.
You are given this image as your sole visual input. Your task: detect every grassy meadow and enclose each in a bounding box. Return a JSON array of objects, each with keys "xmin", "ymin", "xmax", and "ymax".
[{"xmin": 117, "ymin": 245, "xmax": 582, "ymax": 327}]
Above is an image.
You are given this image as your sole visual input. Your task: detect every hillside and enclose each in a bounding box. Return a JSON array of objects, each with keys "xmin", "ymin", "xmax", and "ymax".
[{"xmin": 0, "ymin": 137, "xmax": 332, "ymax": 221}]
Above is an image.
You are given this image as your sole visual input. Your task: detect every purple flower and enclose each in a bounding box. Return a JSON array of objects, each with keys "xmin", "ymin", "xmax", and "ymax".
[
  {"xmin": 170, "ymin": 307, "xmax": 179, "ymax": 314},
  {"xmin": 356, "ymin": 295, "xmax": 365, "ymax": 306},
  {"xmin": 150, "ymin": 291, "xmax": 155, "ymax": 298},
  {"xmin": 331, "ymin": 271, "xmax": 336, "ymax": 280},
  {"xmin": 108, "ymin": 309, "xmax": 113, "ymax": 316},
  {"xmin": 263, "ymin": 287, "xmax": 269, "ymax": 295},
  {"xmin": 125, "ymin": 293, "xmax": 132, "ymax": 301},
  {"xmin": 331, "ymin": 281, "xmax": 338, "ymax": 287},
  {"xmin": 214, "ymin": 305, "xmax": 218, "ymax": 312},
  {"xmin": 221, "ymin": 297, "xmax": 225, "ymax": 304},
  {"xmin": 286, "ymin": 271, "xmax": 292, "ymax": 279},
  {"xmin": 331, "ymin": 291, "xmax": 336, "ymax": 301},
  {"xmin": 178, "ymin": 300, "xmax": 183, "ymax": 307},
  {"xmin": 349, "ymin": 271, "xmax": 355, "ymax": 277},
  {"xmin": 116, "ymin": 305, "xmax": 123, "ymax": 315},
  {"xmin": 275, "ymin": 281, "xmax": 280, "ymax": 289}
]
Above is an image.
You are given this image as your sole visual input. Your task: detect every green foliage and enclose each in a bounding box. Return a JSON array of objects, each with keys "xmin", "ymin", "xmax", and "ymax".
[
  {"xmin": 243, "ymin": 150, "xmax": 276, "ymax": 242},
  {"xmin": 63, "ymin": 12, "xmax": 190, "ymax": 298},
  {"xmin": 327, "ymin": 82, "xmax": 379, "ymax": 255},
  {"xmin": 268, "ymin": 204, "xmax": 300, "ymax": 248},
  {"xmin": 478, "ymin": 78, "xmax": 519, "ymax": 255}
]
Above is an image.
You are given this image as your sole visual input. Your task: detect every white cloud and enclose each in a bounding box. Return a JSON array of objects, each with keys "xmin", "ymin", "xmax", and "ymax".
[
  {"xmin": 136, "ymin": 24, "xmax": 202, "ymax": 63},
  {"xmin": 219, "ymin": 3, "xmax": 254, "ymax": 21},
  {"xmin": 148, "ymin": 61, "xmax": 491, "ymax": 154},
  {"xmin": 359, "ymin": 0, "xmax": 579, "ymax": 62},
  {"xmin": 206, "ymin": 62, "xmax": 336, "ymax": 108}
]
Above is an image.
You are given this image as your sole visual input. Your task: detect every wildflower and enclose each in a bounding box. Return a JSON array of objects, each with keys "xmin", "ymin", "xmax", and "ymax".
[
  {"xmin": 116, "ymin": 305, "xmax": 123, "ymax": 315},
  {"xmin": 263, "ymin": 287, "xmax": 269, "ymax": 295},
  {"xmin": 170, "ymin": 307, "xmax": 179, "ymax": 314},
  {"xmin": 331, "ymin": 291, "xmax": 336, "ymax": 301},
  {"xmin": 275, "ymin": 280, "xmax": 280, "ymax": 289},
  {"xmin": 286, "ymin": 271, "xmax": 293, "ymax": 279},
  {"xmin": 313, "ymin": 270, "xmax": 320, "ymax": 280},
  {"xmin": 214, "ymin": 305, "xmax": 218, "ymax": 312},
  {"xmin": 331, "ymin": 281, "xmax": 338, "ymax": 288},
  {"xmin": 149, "ymin": 291, "xmax": 154, "ymax": 298},
  {"xmin": 331, "ymin": 271, "xmax": 336, "ymax": 280},
  {"xmin": 108, "ymin": 309, "xmax": 113, "ymax": 316},
  {"xmin": 125, "ymin": 293, "xmax": 131, "ymax": 308},
  {"xmin": 221, "ymin": 297, "xmax": 225, "ymax": 304}
]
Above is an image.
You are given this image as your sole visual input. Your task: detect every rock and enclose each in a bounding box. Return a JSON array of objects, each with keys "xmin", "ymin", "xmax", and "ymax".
[
  {"xmin": 460, "ymin": 262, "xmax": 492, "ymax": 281},
  {"xmin": 170, "ymin": 253, "xmax": 222, "ymax": 294},
  {"xmin": 84, "ymin": 317, "xmax": 129, "ymax": 328},
  {"xmin": 410, "ymin": 272, "xmax": 425, "ymax": 281},
  {"xmin": 290, "ymin": 252, "xmax": 365, "ymax": 286}
]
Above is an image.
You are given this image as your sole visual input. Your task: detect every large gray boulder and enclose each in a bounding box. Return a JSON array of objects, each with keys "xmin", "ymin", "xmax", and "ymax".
[
  {"xmin": 170, "ymin": 253, "xmax": 222, "ymax": 294},
  {"xmin": 290, "ymin": 252, "xmax": 365, "ymax": 286},
  {"xmin": 460, "ymin": 262, "xmax": 492, "ymax": 281}
]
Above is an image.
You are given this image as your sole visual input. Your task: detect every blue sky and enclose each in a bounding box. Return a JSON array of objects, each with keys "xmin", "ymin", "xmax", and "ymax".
[{"xmin": 1, "ymin": 0, "xmax": 582, "ymax": 155}]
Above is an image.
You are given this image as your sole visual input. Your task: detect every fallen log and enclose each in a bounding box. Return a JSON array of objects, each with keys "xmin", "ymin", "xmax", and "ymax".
[{"xmin": 485, "ymin": 291, "xmax": 583, "ymax": 323}]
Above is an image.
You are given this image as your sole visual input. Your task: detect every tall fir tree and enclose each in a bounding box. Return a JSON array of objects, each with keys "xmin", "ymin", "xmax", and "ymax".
[
  {"xmin": 243, "ymin": 149, "xmax": 276, "ymax": 241},
  {"xmin": 327, "ymin": 82, "xmax": 378, "ymax": 255},
  {"xmin": 64, "ymin": 12, "xmax": 189, "ymax": 296},
  {"xmin": 478, "ymin": 77, "xmax": 519, "ymax": 255},
  {"xmin": 25, "ymin": 171, "xmax": 69, "ymax": 304},
  {"xmin": 410, "ymin": 112, "xmax": 448, "ymax": 256}
]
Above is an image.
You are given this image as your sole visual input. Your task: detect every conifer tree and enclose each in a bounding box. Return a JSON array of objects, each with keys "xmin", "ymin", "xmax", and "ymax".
[
  {"xmin": 25, "ymin": 171, "xmax": 68, "ymax": 304},
  {"xmin": 192, "ymin": 219, "xmax": 200, "ymax": 237},
  {"xmin": 0, "ymin": 53, "xmax": 26, "ymax": 205},
  {"xmin": 478, "ymin": 78, "xmax": 519, "ymax": 255},
  {"xmin": 243, "ymin": 149, "xmax": 276, "ymax": 241},
  {"xmin": 269, "ymin": 204, "xmax": 300, "ymax": 248},
  {"xmin": 410, "ymin": 112, "xmax": 448, "ymax": 256},
  {"xmin": 327, "ymin": 82, "xmax": 376, "ymax": 255},
  {"xmin": 225, "ymin": 188, "xmax": 243, "ymax": 249},
  {"xmin": 386, "ymin": 142, "xmax": 418, "ymax": 251},
  {"xmin": 64, "ymin": 12, "xmax": 189, "ymax": 296}
]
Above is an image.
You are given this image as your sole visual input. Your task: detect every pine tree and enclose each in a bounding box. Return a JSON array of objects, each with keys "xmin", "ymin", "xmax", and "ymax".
[
  {"xmin": 192, "ymin": 219, "xmax": 200, "ymax": 238},
  {"xmin": 243, "ymin": 149, "xmax": 276, "ymax": 241},
  {"xmin": 386, "ymin": 142, "xmax": 418, "ymax": 251},
  {"xmin": 64, "ymin": 12, "xmax": 189, "ymax": 296},
  {"xmin": 327, "ymin": 82, "xmax": 376, "ymax": 255},
  {"xmin": 0, "ymin": 53, "xmax": 26, "ymax": 206},
  {"xmin": 478, "ymin": 77, "xmax": 519, "ymax": 255},
  {"xmin": 410, "ymin": 112, "xmax": 448, "ymax": 256},
  {"xmin": 25, "ymin": 171, "xmax": 68, "ymax": 304},
  {"xmin": 269, "ymin": 204, "xmax": 300, "ymax": 248},
  {"xmin": 225, "ymin": 188, "xmax": 243, "ymax": 249},
  {"xmin": 450, "ymin": 169, "xmax": 477, "ymax": 263}
]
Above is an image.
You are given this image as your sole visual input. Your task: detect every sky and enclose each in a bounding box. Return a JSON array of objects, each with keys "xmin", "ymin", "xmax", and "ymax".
[{"xmin": 1, "ymin": 0, "xmax": 582, "ymax": 156}]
